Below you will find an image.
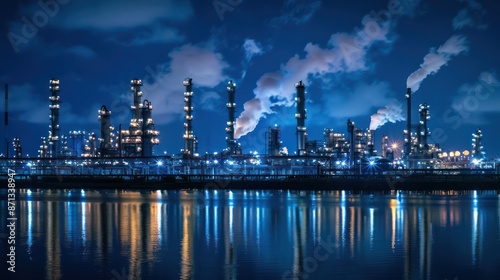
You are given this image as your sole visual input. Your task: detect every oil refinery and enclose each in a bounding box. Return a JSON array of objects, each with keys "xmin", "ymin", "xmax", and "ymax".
[{"xmin": 1, "ymin": 77, "xmax": 499, "ymax": 185}]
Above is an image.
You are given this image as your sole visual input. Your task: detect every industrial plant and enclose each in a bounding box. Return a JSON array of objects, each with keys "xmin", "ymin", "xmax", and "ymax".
[{"xmin": 1, "ymin": 77, "xmax": 498, "ymax": 183}]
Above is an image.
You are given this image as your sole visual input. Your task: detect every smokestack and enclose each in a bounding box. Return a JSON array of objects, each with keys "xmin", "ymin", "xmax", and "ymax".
[
  {"xmin": 405, "ymin": 88, "xmax": 411, "ymax": 157},
  {"xmin": 418, "ymin": 103, "xmax": 430, "ymax": 154},
  {"xmin": 347, "ymin": 119, "xmax": 355, "ymax": 168},
  {"xmin": 49, "ymin": 79, "xmax": 61, "ymax": 158},
  {"xmin": 226, "ymin": 81, "xmax": 236, "ymax": 153},
  {"xmin": 295, "ymin": 81, "xmax": 306, "ymax": 156},
  {"xmin": 183, "ymin": 78, "xmax": 196, "ymax": 156},
  {"xmin": 98, "ymin": 105, "xmax": 112, "ymax": 156}
]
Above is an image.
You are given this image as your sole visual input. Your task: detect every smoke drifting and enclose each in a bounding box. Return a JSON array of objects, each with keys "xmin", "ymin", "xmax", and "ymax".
[
  {"xmin": 406, "ymin": 35, "xmax": 469, "ymax": 92},
  {"xmin": 234, "ymin": 12, "xmax": 394, "ymax": 139},
  {"xmin": 369, "ymin": 101, "xmax": 405, "ymax": 130}
]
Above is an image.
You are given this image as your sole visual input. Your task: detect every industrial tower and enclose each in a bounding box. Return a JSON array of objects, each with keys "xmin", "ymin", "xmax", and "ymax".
[
  {"xmin": 121, "ymin": 79, "xmax": 144, "ymax": 156},
  {"xmin": 225, "ymin": 80, "xmax": 241, "ymax": 155},
  {"xmin": 417, "ymin": 103, "xmax": 430, "ymax": 154},
  {"xmin": 295, "ymin": 81, "xmax": 307, "ymax": 156},
  {"xmin": 347, "ymin": 119, "xmax": 355, "ymax": 168},
  {"xmin": 141, "ymin": 99, "xmax": 159, "ymax": 157},
  {"xmin": 404, "ymin": 88, "xmax": 412, "ymax": 158},
  {"xmin": 183, "ymin": 78, "xmax": 197, "ymax": 156},
  {"xmin": 267, "ymin": 125, "xmax": 282, "ymax": 156},
  {"xmin": 48, "ymin": 79, "xmax": 61, "ymax": 157},
  {"xmin": 98, "ymin": 105, "xmax": 115, "ymax": 156},
  {"xmin": 472, "ymin": 128, "xmax": 485, "ymax": 160}
]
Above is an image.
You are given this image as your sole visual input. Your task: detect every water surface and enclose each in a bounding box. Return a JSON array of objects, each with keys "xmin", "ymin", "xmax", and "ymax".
[{"xmin": 1, "ymin": 188, "xmax": 500, "ymax": 279}]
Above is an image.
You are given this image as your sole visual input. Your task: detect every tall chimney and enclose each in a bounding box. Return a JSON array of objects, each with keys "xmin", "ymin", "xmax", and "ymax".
[
  {"xmin": 295, "ymin": 81, "xmax": 307, "ymax": 156},
  {"xmin": 347, "ymin": 119, "xmax": 355, "ymax": 168},
  {"xmin": 226, "ymin": 80, "xmax": 236, "ymax": 153},
  {"xmin": 183, "ymin": 78, "xmax": 195, "ymax": 156},
  {"xmin": 405, "ymin": 88, "xmax": 411, "ymax": 157},
  {"xmin": 49, "ymin": 79, "xmax": 61, "ymax": 157}
]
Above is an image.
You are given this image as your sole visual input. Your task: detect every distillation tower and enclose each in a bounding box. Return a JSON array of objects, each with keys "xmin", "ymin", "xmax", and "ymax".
[
  {"xmin": 183, "ymin": 78, "xmax": 197, "ymax": 156},
  {"xmin": 141, "ymin": 99, "xmax": 159, "ymax": 157},
  {"xmin": 225, "ymin": 80, "xmax": 241, "ymax": 155},
  {"xmin": 472, "ymin": 128, "xmax": 485, "ymax": 160},
  {"xmin": 347, "ymin": 119, "xmax": 355, "ymax": 167},
  {"xmin": 417, "ymin": 103, "xmax": 430, "ymax": 154},
  {"xmin": 98, "ymin": 105, "xmax": 116, "ymax": 156},
  {"xmin": 295, "ymin": 81, "xmax": 307, "ymax": 156},
  {"xmin": 121, "ymin": 79, "xmax": 144, "ymax": 156},
  {"xmin": 48, "ymin": 79, "xmax": 61, "ymax": 157}
]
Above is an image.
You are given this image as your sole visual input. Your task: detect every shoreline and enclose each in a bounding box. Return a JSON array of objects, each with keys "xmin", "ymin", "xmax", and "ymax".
[{"xmin": 2, "ymin": 174, "xmax": 499, "ymax": 191}]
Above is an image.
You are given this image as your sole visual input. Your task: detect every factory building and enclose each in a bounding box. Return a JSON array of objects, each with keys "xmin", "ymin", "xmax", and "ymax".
[
  {"xmin": 38, "ymin": 137, "xmax": 49, "ymax": 158},
  {"xmin": 322, "ymin": 129, "xmax": 349, "ymax": 159},
  {"xmin": 68, "ymin": 131, "xmax": 86, "ymax": 157},
  {"xmin": 83, "ymin": 132, "xmax": 98, "ymax": 157},
  {"xmin": 267, "ymin": 125, "xmax": 282, "ymax": 156}
]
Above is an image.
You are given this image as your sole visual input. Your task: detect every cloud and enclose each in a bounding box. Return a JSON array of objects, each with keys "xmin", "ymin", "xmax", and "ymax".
[
  {"xmin": 269, "ymin": 0, "xmax": 321, "ymax": 26},
  {"xmin": 407, "ymin": 35, "xmax": 469, "ymax": 92},
  {"xmin": 234, "ymin": 10, "xmax": 395, "ymax": 138},
  {"xmin": 47, "ymin": 0, "xmax": 193, "ymax": 30},
  {"xmin": 9, "ymin": 0, "xmax": 192, "ymax": 50},
  {"xmin": 453, "ymin": 0, "xmax": 487, "ymax": 30},
  {"xmin": 451, "ymin": 71, "xmax": 500, "ymax": 124},
  {"xmin": 138, "ymin": 43, "xmax": 229, "ymax": 124}
]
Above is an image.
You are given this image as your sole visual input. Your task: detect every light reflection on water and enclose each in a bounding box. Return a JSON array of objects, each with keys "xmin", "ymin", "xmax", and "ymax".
[{"xmin": 1, "ymin": 189, "xmax": 500, "ymax": 279}]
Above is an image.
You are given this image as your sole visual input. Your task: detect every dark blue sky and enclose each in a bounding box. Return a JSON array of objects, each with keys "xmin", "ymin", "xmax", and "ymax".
[{"xmin": 2, "ymin": 0, "xmax": 500, "ymax": 157}]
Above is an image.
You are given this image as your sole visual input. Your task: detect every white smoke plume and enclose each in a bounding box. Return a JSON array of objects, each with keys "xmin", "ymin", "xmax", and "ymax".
[
  {"xmin": 234, "ymin": 12, "xmax": 394, "ymax": 139},
  {"xmin": 241, "ymin": 39, "xmax": 265, "ymax": 80},
  {"xmin": 369, "ymin": 101, "xmax": 405, "ymax": 130},
  {"xmin": 243, "ymin": 39, "xmax": 264, "ymax": 62},
  {"xmin": 406, "ymin": 35, "xmax": 469, "ymax": 92}
]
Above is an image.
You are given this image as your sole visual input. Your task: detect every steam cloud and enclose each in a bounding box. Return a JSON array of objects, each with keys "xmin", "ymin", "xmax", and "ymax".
[
  {"xmin": 369, "ymin": 101, "xmax": 405, "ymax": 130},
  {"xmin": 406, "ymin": 35, "xmax": 469, "ymax": 92},
  {"xmin": 234, "ymin": 12, "xmax": 394, "ymax": 139}
]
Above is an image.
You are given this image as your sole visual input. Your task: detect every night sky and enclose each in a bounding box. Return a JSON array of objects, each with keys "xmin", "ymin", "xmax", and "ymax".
[{"xmin": 1, "ymin": 0, "xmax": 500, "ymax": 158}]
